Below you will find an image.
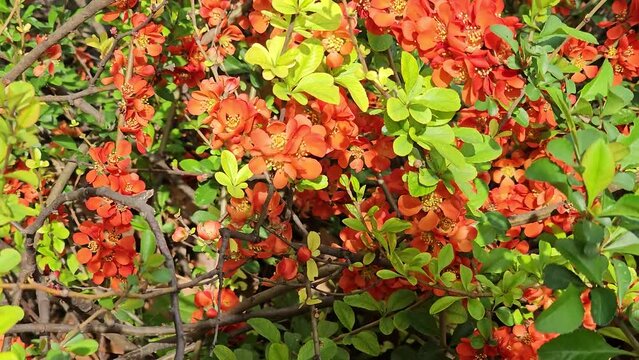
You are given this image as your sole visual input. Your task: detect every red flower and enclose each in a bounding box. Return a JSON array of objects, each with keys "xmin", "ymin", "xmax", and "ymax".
[
  {"xmin": 86, "ymin": 197, "xmax": 134, "ymax": 226},
  {"xmin": 102, "ymin": 0, "xmax": 137, "ymax": 22},
  {"xmin": 200, "ymin": 0, "xmax": 230, "ymax": 27},
  {"xmin": 131, "ymin": 13, "xmax": 166, "ymax": 57},
  {"xmin": 86, "ymin": 141, "xmax": 132, "ymax": 188},
  {"xmin": 273, "ymin": 258, "xmax": 299, "ymax": 281},
  {"xmin": 187, "ymin": 76, "xmax": 240, "ymax": 116},
  {"xmin": 249, "ymin": 118, "xmax": 327, "ymax": 189}
]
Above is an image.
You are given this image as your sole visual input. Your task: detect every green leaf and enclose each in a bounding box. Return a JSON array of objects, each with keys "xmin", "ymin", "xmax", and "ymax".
[
  {"xmin": 555, "ymin": 238, "xmax": 608, "ymax": 285},
  {"xmin": 437, "ymin": 244, "xmax": 454, "ymax": 273},
  {"xmin": 590, "ymin": 287, "xmax": 616, "ymax": 326},
  {"xmin": 547, "ymin": 138, "xmax": 575, "ymax": 166},
  {"xmin": 333, "ymin": 301, "xmax": 355, "ymax": 330},
  {"xmin": 495, "ymin": 307, "xmax": 514, "ymax": 326},
  {"xmin": 401, "ymin": 51, "xmax": 420, "ymax": 91},
  {"xmin": 15, "ymin": 100, "xmax": 40, "ymax": 128},
  {"xmin": 489, "ymin": 24, "xmax": 518, "ymax": 51},
  {"xmin": 393, "ymin": 135, "xmax": 413, "ymax": 156},
  {"xmin": 220, "ymin": 150, "xmax": 238, "ymax": 179},
  {"xmin": 194, "ymin": 181, "xmax": 218, "ymax": 207},
  {"xmin": 387, "ymin": 289, "xmax": 416, "ymax": 312},
  {"xmin": 307, "ymin": 231, "xmax": 321, "ymax": 252},
  {"xmin": 351, "ymin": 331, "xmax": 380, "ymax": 356},
  {"xmin": 297, "ymin": 338, "xmax": 337, "ymax": 360},
  {"xmin": 429, "ymin": 296, "xmax": 463, "ymax": 315},
  {"xmin": 535, "ymin": 285, "xmax": 585, "ymax": 334},
  {"xmin": 304, "ymin": 0, "xmax": 342, "ymax": 31},
  {"xmin": 334, "ymin": 64, "xmax": 368, "ymax": 111},
  {"xmin": 139, "ymin": 229, "xmax": 156, "ymax": 262},
  {"xmin": 460, "ymin": 265, "xmax": 473, "ymax": 291},
  {"xmin": 0, "ymin": 249, "xmax": 21, "ymax": 274},
  {"xmin": 293, "ymin": 73, "xmax": 339, "ymax": 104},
  {"xmin": 525, "ymin": 158, "xmax": 572, "ymax": 196},
  {"xmin": 612, "ymin": 259, "xmax": 631, "ymax": 304},
  {"xmin": 247, "ymin": 318, "xmax": 281, "ymax": 343},
  {"xmin": 245, "ymin": 43, "xmax": 273, "ymax": 70},
  {"xmin": 539, "ymin": 15, "xmax": 598, "ymax": 44},
  {"xmin": 480, "ymin": 248, "xmax": 515, "ymax": 274},
  {"xmin": 272, "ymin": 0, "xmax": 297, "ymax": 14},
  {"xmin": 467, "ymin": 298, "xmax": 485, "ymax": 320},
  {"xmin": 380, "ymin": 218, "xmax": 411, "ymax": 233},
  {"xmin": 306, "ymin": 258, "xmax": 318, "ymax": 281},
  {"xmin": 387, "ymin": 97, "xmax": 409, "ymax": 121},
  {"xmin": 377, "ymin": 269, "xmax": 402, "ymax": 279},
  {"xmin": 538, "ymin": 329, "xmax": 633, "ymax": 360},
  {"xmin": 289, "ymin": 39, "xmax": 324, "ymax": 84},
  {"xmin": 416, "ymin": 88, "xmax": 461, "ymax": 112},
  {"xmin": 179, "ymin": 159, "xmax": 203, "ymax": 173},
  {"xmin": 5, "ymin": 170, "xmax": 39, "ymax": 187},
  {"xmin": 344, "ymin": 292, "xmax": 380, "ymax": 312},
  {"xmin": 604, "ymin": 230, "xmax": 639, "ymax": 255},
  {"xmin": 600, "ymin": 194, "xmax": 639, "ymax": 220},
  {"xmin": 5, "ymin": 81, "xmax": 35, "ymax": 112},
  {"xmin": 543, "ymin": 264, "xmax": 585, "ymax": 290},
  {"xmin": 65, "ymin": 338, "xmax": 99, "ymax": 356},
  {"xmin": 581, "ymin": 139, "xmax": 615, "ymax": 208},
  {"xmin": 580, "ymin": 60, "xmax": 613, "ymax": 101},
  {"xmin": 0, "ymin": 306, "xmax": 24, "ymax": 334},
  {"xmin": 368, "ymin": 33, "xmax": 394, "ymax": 52},
  {"xmin": 213, "ymin": 345, "xmax": 237, "ymax": 360},
  {"xmin": 267, "ymin": 343, "xmax": 289, "ymax": 360}
]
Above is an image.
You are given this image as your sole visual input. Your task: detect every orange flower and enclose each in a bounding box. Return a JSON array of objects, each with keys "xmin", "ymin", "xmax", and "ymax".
[
  {"xmin": 273, "ymin": 258, "xmax": 298, "ymax": 281},
  {"xmin": 86, "ymin": 197, "xmax": 134, "ymax": 226},
  {"xmin": 249, "ymin": 118, "xmax": 327, "ymax": 188},
  {"xmin": 86, "ymin": 141, "xmax": 132, "ymax": 188},
  {"xmin": 200, "ymin": 0, "xmax": 230, "ymax": 27},
  {"xmin": 212, "ymin": 98, "xmax": 253, "ymax": 140},
  {"xmin": 186, "ymin": 76, "xmax": 240, "ymax": 116},
  {"xmin": 131, "ymin": 13, "xmax": 165, "ymax": 57},
  {"xmin": 102, "ymin": 0, "xmax": 137, "ymax": 22}
]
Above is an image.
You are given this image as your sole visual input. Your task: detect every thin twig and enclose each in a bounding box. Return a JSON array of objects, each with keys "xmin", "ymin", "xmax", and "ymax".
[
  {"xmin": 38, "ymin": 85, "xmax": 116, "ymax": 102},
  {"xmin": 2, "ymin": 0, "xmax": 115, "ymax": 83}
]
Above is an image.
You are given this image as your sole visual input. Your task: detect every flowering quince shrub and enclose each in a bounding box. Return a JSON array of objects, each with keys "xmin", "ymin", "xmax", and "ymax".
[{"xmin": 2, "ymin": 0, "xmax": 639, "ymax": 359}]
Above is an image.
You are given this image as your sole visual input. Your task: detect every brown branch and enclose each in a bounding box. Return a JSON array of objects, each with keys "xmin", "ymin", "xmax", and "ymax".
[
  {"xmin": 7, "ymin": 297, "xmax": 336, "ymax": 335},
  {"xmin": 2, "ymin": 0, "xmax": 115, "ymax": 83},
  {"xmin": 507, "ymin": 202, "xmax": 564, "ymax": 227},
  {"xmin": 377, "ymin": 174, "xmax": 400, "ymax": 216},
  {"xmin": 2, "ymin": 269, "xmax": 219, "ymax": 300},
  {"xmin": 306, "ymin": 281, "xmax": 321, "ymax": 360},
  {"xmin": 38, "ymin": 85, "xmax": 116, "ymax": 102}
]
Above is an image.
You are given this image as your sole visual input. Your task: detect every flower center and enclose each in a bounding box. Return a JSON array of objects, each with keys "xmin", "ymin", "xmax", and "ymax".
[
  {"xmin": 270, "ymin": 133, "xmax": 287, "ymax": 151},
  {"xmin": 421, "ymin": 193, "xmax": 442, "ymax": 212},
  {"xmin": 571, "ymin": 55, "xmax": 585, "ymax": 69},
  {"xmin": 323, "ymin": 35, "xmax": 345, "ymax": 53},
  {"xmin": 226, "ymin": 114, "xmax": 241, "ymax": 129},
  {"xmin": 88, "ymin": 240, "xmax": 99, "ymax": 253},
  {"xmin": 206, "ymin": 98, "xmax": 218, "ymax": 113},
  {"xmin": 465, "ymin": 26, "xmax": 482, "ymax": 52},
  {"xmin": 350, "ymin": 146, "xmax": 364, "ymax": 159},
  {"xmin": 438, "ymin": 217, "xmax": 454, "ymax": 232},
  {"xmin": 135, "ymin": 34, "xmax": 149, "ymax": 48},
  {"xmin": 390, "ymin": 0, "xmax": 407, "ymax": 15}
]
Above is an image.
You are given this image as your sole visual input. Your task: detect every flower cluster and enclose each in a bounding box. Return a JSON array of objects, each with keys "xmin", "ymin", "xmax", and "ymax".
[{"xmin": 73, "ymin": 140, "xmax": 143, "ymax": 288}]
